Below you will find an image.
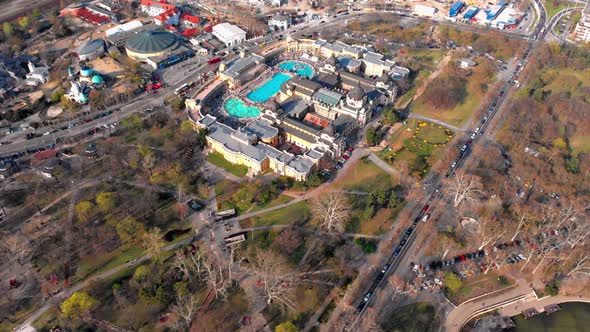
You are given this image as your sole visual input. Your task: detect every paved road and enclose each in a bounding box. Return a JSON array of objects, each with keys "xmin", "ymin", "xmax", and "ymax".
[{"xmin": 348, "ymin": 0, "xmax": 550, "ymax": 326}]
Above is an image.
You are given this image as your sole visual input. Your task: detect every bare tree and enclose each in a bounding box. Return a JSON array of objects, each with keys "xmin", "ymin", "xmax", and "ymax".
[
  {"xmin": 567, "ymin": 252, "xmax": 590, "ymax": 277},
  {"xmin": 483, "ymin": 250, "xmax": 506, "ymax": 274},
  {"xmin": 434, "ymin": 232, "xmax": 459, "ymax": 259},
  {"xmin": 478, "ymin": 217, "xmax": 507, "ymax": 250},
  {"xmin": 143, "ymin": 227, "xmax": 166, "ymax": 263},
  {"xmin": 249, "ymin": 249, "xmax": 296, "ymax": 312},
  {"xmin": 202, "ymin": 258, "xmax": 229, "ymax": 300},
  {"xmin": 170, "ymin": 293, "xmax": 199, "ymax": 330},
  {"xmin": 311, "ymin": 191, "xmax": 351, "ymax": 233},
  {"xmin": 446, "ymin": 172, "xmax": 483, "ymax": 207},
  {"xmin": 509, "ymin": 205, "xmax": 534, "ymax": 241},
  {"xmin": 531, "ymin": 237, "xmax": 561, "ymax": 275},
  {"xmin": 388, "ymin": 275, "xmax": 413, "ymax": 301},
  {"xmin": 273, "ymin": 229, "xmax": 301, "ymax": 255},
  {"xmin": 564, "ymin": 220, "xmax": 590, "ymax": 250}
]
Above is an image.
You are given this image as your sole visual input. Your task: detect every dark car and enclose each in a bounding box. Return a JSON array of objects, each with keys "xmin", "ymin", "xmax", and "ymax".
[
  {"xmin": 393, "ymin": 246, "xmax": 402, "ymax": 256},
  {"xmin": 187, "ymin": 199, "xmax": 203, "ymax": 212}
]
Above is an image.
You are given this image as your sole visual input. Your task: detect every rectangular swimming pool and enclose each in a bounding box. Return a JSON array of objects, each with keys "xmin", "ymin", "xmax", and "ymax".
[{"xmin": 246, "ymin": 72, "xmax": 291, "ymax": 103}]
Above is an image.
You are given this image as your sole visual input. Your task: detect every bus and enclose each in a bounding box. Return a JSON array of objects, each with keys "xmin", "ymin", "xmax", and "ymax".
[
  {"xmin": 215, "ymin": 208, "xmax": 236, "ymax": 221},
  {"xmin": 174, "ymin": 83, "xmax": 190, "ymax": 96}
]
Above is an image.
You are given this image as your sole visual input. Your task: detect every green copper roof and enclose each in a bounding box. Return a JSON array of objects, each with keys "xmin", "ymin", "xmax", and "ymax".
[{"xmin": 125, "ymin": 30, "xmax": 177, "ymax": 54}]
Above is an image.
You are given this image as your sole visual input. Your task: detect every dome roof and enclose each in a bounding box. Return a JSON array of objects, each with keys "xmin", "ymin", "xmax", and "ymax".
[
  {"xmin": 80, "ymin": 66, "xmax": 93, "ymax": 77},
  {"xmin": 348, "ymin": 84, "xmax": 365, "ymax": 101},
  {"xmin": 91, "ymin": 75, "xmax": 103, "ymax": 84},
  {"xmin": 78, "ymin": 38, "xmax": 105, "ymax": 56},
  {"xmin": 125, "ymin": 30, "xmax": 178, "ymax": 54}
]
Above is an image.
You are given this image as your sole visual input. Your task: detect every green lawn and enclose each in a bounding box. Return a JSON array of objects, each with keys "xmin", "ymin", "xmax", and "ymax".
[
  {"xmin": 241, "ymin": 200, "xmax": 311, "ymax": 228},
  {"xmin": 380, "ymin": 119, "xmax": 453, "ymax": 178},
  {"xmin": 207, "ymin": 152, "xmax": 248, "ymax": 177},
  {"xmin": 402, "ymin": 49, "xmax": 445, "ymax": 67},
  {"xmin": 412, "ymin": 58, "xmax": 496, "ymax": 127},
  {"xmin": 250, "ymin": 194, "xmax": 293, "ymax": 212},
  {"xmin": 412, "ymin": 91, "xmax": 479, "ymax": 127},
  {"xmin": 446, "ymin": 272, "xmax": 514, "ymax": 305},
  {"xmin": 543, "ymin": 0, "xmax": 568, "ymax": 19},
  {"xmin": 415, "ymin": 122, "xmax": 454, "ymax": 144},
  {"xmin": 348, "ymin": 201, "xmax": 407, "ymax": 235},
  {"xmin": 331, "ymin": 159, "xmax": 399, "ymax": 192},
  {"xmin": 74, "ymin": 245, "xmax": 144, "ymax": 282}
]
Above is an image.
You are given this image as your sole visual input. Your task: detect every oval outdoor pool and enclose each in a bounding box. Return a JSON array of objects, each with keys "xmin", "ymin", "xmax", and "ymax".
[
  {"xmin": 225, "ymin": 98, "xmax": 262, "ymax": 118},
  {"xmin": 279, "ymin": 61, "xmax": 314, "ymax": 78}
]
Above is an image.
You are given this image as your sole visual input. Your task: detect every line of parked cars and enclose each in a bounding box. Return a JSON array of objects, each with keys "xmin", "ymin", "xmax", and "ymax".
[{"xmin": 334, "ymin": 147, "xmax": 354, "ymax": 170}]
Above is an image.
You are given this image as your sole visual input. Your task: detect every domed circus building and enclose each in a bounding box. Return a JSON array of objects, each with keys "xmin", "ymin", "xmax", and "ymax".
[{"xmin": 125, "ymin": 30, "xmax": 193, "ymax": 69}]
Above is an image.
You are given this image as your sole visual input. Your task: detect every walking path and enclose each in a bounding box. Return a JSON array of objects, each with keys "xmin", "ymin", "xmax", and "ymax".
[
  {"xmin": 14, "ymin": 236, "xmax": 196, "ymax": 332},
  {"xmin": 367, "ymin": 153, "xmax": 401, "ymax": 177},
  {"xmin": 445, "ymin": 277, "xmax": 590, "ymax": 332},
  {"xmin": 407, "ymin": 113, "xmax": 462, "ymax": 132},
  {"xmin": 239, "ymin": 224, "xmax": 382, "ymax": 240}
]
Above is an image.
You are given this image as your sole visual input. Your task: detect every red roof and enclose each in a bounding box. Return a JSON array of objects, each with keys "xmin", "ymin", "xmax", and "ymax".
[
  {"xmin": 204, "ymin": 24, "xmax": 214, "ymax": 33},
  {"xmin": 180, "ymin": 13, "xmax": 200, "ymax": 24},
  {"xmin": 181, "ymin": 28, "xmax": 198, "ymax": 37},
  {"xmin": 141, "ymin": 0, "xmax": 176, "ymax": 11},
  {"xmin": 77, "ymin": 8, "xmax": 109, "ymax": 25},
  {"xmin": 164, "ymin": 24, "xmax": 177, "ymax": 32},
  {"xmin": 303, "ymin": 113, "xmax": 330, "ymax": 128},
  {"xmin": 34, "ymin": 149, "xmax": 57, "ymax": 160},
  {"xmin": 154, "ymin": 7, "xmax": 179, "ymax": 22}
]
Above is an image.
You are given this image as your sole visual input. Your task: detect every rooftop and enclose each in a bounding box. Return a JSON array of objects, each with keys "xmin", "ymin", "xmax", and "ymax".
[
  {"xmin": 213, "ymin": 23, "xmax": 246, "ymax": 39},
  {"xmin": 313, "ymin": 88, "xmax": 343, "ymax": 107},
  {"xmin": 243, "ymin": 119, "xmax": 278, "ymax": 140},
  {"xmin": 223, "ymin": 54, "xmax": 264, "ymax": 79},
  {"xmin": 287, "ymin": 155, "xmax": 314, "ymax": 174},
  {"xmin": 125, "ymin": 30, "xmax": 178, "ymax": 54},
  {"xmin": 281, "ymin": 97, "xmax": 310, "ymax": 117}
]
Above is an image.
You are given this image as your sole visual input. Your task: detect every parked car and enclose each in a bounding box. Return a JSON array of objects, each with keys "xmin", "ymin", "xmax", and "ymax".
[{"xmin": 187, "ymin": 199, "xmax": 203, "ymax": 212}]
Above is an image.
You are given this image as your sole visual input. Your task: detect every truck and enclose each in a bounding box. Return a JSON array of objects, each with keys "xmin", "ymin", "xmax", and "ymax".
[
  {"xmin": 208, "ymin": 56, "xmax": 222, "ymax": 65},
  {"xmin": 449, "ymin": 1, "xmax": 465, "ymax": 17},
  {"xmin": 486, "ymin": 2, "xmax": 506, "ymax": 20},
  {"xmin": 463, "ymin": 6, "xmax": 479, "ymax": 20}
]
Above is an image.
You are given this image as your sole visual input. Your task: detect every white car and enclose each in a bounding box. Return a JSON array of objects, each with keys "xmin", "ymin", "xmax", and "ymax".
[
  {"xmin": 470, "ymin": 133, "xmax": 476, "ymax": 139},
  {"xmin": 474, "ymin": 127, "xmax": 480, "ymax": 133},
  {"xmin": 451, "ymin": 161, "xmax": 457, "ymax": 168},
  {"xmin": 421, "ymin": 214, "xmax": 430, "ymax": 222}
]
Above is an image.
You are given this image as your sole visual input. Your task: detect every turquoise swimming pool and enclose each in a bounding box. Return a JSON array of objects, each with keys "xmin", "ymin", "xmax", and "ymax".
[
  {"xmin": 279, "ymin": 61, "xmax": 313, "ymax": 78},
  {"xmin": 246, "ymin": 72, "xmax": 291, "ymax": 103},
  {"xmin": 225, "ymin": 98, "xmax": 262, "ymax": 118}
]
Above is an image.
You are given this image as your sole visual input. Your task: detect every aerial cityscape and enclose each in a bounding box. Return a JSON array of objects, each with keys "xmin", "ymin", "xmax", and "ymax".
[{"xmin": 0, "ymin": 0, "xmax": 588, "ymax": 331}]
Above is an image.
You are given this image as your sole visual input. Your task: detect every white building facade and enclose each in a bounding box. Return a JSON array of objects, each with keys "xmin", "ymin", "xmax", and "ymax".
[{"xmin": 212, "ymin": 23, "xmax": 247, "ymax": 47}]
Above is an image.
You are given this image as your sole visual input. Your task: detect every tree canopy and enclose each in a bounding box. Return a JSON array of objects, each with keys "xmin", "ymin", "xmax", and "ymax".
[{"xmin": 60, "ymin": 291, "xmax": 98, "ymax": 320}]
